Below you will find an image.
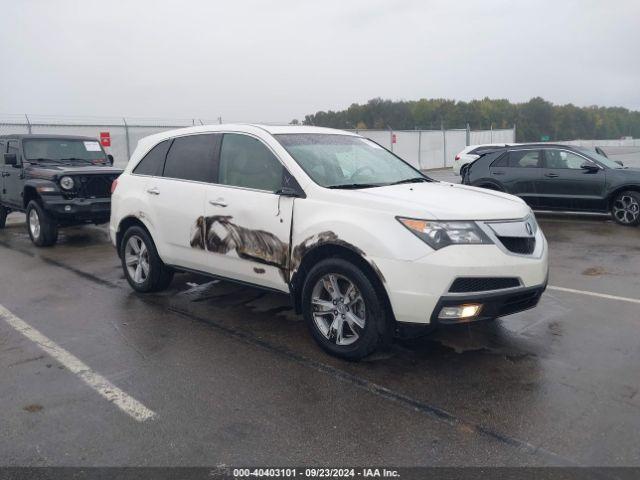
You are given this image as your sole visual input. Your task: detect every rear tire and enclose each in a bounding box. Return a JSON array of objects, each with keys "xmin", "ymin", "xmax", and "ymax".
[
  {"xmin": 302, "ymin": 257, "xmax": 392, "ymax": 360},
  {"xmin": 26, "ymin": 201, "xmax": 58, "ymax": 247},
  {"xmin": 611, "ymin": 191, "xmax": 640, "ymax": 226},
  {"xmin": 0, "ymin": 205, "xmax": 7, "ymax": 229},
  {"xmin": 120, "ymin": 225, "xmax": 174, "ymax": 292}
]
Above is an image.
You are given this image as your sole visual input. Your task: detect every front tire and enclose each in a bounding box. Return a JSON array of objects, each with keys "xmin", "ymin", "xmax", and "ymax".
[
  {"xmin": 120, "ymin": 226, "xmax": 174, "ymax": 292},
  {"xmin": 26, "ymin": 201, "xmax": 58, "ymax": 247},
  {"xmin": 302, "ymin": 258, "xmax": 392, "ymax": 360},
  {"xmin": 0, "ymin": 205, "xmax": 7, "ymax": 229},
  {"xmin": 611, "ymin": 191, "xmax": 640, "ymax": 226}
]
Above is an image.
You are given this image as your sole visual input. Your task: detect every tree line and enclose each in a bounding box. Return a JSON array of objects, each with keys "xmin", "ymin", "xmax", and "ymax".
[{"xmin": 297, "ymin": 97, "xmax": 640, "ymax": 142}]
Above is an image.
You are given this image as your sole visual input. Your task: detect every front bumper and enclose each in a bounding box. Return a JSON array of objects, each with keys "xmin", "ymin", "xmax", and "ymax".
[
  {"xmin": 41, "ymin": 196, "xmax": 111, "ymax": 224},
  {"xmin": 370, "ymin": 232, "xmax": 548, "ymax": 324},
  {"xmin": 430, "ymin": 283, "xmax": 546, "ymax": 325}
]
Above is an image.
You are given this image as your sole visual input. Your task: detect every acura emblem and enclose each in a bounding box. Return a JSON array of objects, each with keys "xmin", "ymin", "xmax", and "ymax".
[{"xmin": 525, "ymin": 222, "xmax": 533, "ymax": 236}]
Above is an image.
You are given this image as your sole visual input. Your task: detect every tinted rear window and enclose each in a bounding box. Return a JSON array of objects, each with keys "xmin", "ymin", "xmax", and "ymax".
[
  {"xmin": 163, "ymin": 134, "xmax": 219, "ymax": 183},
  {"xmin": 133, "ymin": 140, "xmax": 170, "ymax": 176}
]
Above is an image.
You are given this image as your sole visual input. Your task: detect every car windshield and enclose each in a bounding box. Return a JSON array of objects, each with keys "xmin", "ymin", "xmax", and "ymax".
[
  {"xmin": 23, "ymin": 139, "xmax": 107, "ymax": 163},
  {"xmin": 576, "ymin": 147, "xmax": 624, "ymax": 169},
  {"xmin": 276, "ymin": 134, "xmax": 426, "ymax": 188}
]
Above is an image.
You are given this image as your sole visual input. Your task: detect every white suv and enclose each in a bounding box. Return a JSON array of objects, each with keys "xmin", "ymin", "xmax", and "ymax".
[
  {"xmin": 453, "ymin": 143, "xmax": 508, "ymax": 175},
  {"xmin": 110, "ymin": 125, "xmax": 548, "ymax": 359}
]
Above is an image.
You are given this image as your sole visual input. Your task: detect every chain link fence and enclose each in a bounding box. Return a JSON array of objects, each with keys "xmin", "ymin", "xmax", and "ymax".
[
  {"xmin": 0, "ymin": 114, "xmax": 515, "ymax": 170},
  {"xmin": 355, "ymin": 127, "xmax": 515, "ymax": 170}
]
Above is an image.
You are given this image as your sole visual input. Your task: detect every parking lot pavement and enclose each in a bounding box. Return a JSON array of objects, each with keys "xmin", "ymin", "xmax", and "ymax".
[{"xmin": 1, "ymin": 212, "xmax": 639, "ymax": 466}]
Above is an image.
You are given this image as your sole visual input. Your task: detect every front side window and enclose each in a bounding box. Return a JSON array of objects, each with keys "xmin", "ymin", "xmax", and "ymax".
[
  {"xmin": 575, "ymin": 147, "xmax": 623, "ymax": 169},
  {"xmin": 23, "ymin": 139, "xmax": 106, "ymax": 164},
  {"xmin": 218, "ymin": 133, "xmax": 283, "ymax": 192},
  {"xmin": 163, "ymin": 134, "xmax": 218, "ymax": 183},
  {"xmin": 276, "ymin": 134, "xmax": 423, "ymax": 188},
  {"xmin": 545, "ymin": 150, "xmax": 590, "ymax": 170},
  {"xmin": 133, "ymin": 140, "xmax": 170, "ymax": 176},
  {"xmin": 509, "ymin": 150, "xmax": 541, "ymax": 168}
]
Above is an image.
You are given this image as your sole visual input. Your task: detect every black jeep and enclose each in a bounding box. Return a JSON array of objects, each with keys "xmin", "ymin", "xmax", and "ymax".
[{"xmin": 0, "ymin": 134, "xmax": 122, "ymax": 246}]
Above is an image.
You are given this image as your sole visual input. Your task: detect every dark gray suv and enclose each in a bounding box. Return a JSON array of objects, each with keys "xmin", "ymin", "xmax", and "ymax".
[{"xmin": 462, "ymin": 144, "xmax": 640, "ymax": 226}]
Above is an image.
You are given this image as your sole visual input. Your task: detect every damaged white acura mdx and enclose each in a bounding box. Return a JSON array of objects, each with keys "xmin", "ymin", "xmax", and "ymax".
[{"xmin": 110, "ymin": 124, "xmax": 548, "ymax": 359}]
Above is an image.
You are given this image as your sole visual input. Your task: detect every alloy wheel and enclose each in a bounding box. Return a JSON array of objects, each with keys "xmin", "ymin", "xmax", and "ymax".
[
  {"xmin": 311, "ymin": 273, "xmax": 366, "ymax": 346},
  {"xmin": 613, "ymin": 195, "xmax": 640, "ymax": 224},
  {"xmin": 28, "ymin": 209, "xmax": 41, "ymax": 239},
  {"xmin": 124, "ymin": 235, "xmax": 150, "ymax": 284}
]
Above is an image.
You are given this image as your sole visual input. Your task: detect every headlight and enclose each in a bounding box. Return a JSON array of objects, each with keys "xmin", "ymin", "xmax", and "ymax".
[
  {"xmin": 397, "ymin": 217, "xmax": 492, "ymax": 250},
  {"xmin": 59, "ymin": 176, "xmax": 75, "ymax": 190}
]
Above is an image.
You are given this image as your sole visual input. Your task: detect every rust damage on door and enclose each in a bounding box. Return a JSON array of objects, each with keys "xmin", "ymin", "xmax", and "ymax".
[
  {"xmin": 190, "ymin": 218, "xmax": 385, "ymax": 285},
  {"xmin": 191, "ymin": 215, "xmax": 289, "ymax": 279}
]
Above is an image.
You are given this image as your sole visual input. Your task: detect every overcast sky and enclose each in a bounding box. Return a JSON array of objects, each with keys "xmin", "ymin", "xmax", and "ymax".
[{"xmin": 2, "ymin": 0, "xmax": 638, "ymax": 122}]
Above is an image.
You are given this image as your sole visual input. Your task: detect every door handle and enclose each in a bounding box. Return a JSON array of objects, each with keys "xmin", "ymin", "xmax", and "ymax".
[
  {"xmin": 544, "ymin": 173, "xmax": 559, "ymax": 178},
  {"xmin": 209, "ymin": 199, "xmax": 227, "ymax": 207},
  {"xmin": 491, "ymin": 171, "xmax": 505, "ymax": 176},
  {"xmin": 146, "ymin": 187, "xmax": 160, "ymax": 195}
]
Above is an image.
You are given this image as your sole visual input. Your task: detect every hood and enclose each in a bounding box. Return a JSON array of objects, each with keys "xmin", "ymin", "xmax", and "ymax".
[
  {"xmin": 26, "ymin": 164, "xmax": 123, "ymax": 180},
  {"xmin": 330, "ymin": 181, "xmax": 530, "ymax": 221}
]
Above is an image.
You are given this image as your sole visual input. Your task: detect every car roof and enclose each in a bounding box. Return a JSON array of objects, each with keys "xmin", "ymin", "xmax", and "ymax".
[{"xmin": 0, "ymin": 134, "xmax": 99, "ymax": 141}]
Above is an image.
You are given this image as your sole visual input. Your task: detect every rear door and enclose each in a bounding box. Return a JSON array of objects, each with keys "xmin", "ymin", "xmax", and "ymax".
[
  {"xmin": 489, "ymin": 149, "xmax": 542, "ymax": 207},
  {"xmin": 538, "ymin": 149, "xmax": 606, "ymax": 211},
  {"xmin": 202, "ymin": 132, "xmax": 294, "ymax": 292},
  {"xmin": 143, "ymin": 133, "xmax": 221, "ymax": 271}
]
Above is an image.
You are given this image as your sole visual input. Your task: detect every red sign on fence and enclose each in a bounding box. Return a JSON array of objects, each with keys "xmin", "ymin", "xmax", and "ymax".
[
  {"xmin": 99, "ymin": 131, "xmax": 111, "ymax": 147},
  {"xmin": 391, "ymin": 133, "xmax": 397, "ymax": 144}
]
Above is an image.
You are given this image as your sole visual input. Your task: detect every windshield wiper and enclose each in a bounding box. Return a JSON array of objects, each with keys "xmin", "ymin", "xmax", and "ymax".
[
  {"xmin": 388, "ymin": 177, "xmax": 430, "ymax": 185},
  {"xmin": 326, "ymin": 183, "xmax": 382, "ymax": 189},
  {"xmin": 59, "ymin": 157, "xmax": 94, "ymax": 164}
]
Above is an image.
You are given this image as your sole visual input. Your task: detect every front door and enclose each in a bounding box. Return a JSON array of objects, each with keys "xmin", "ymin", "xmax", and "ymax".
[
  {"xmin": 203, "ymin": 132, "xmax": 294, "ymax": 292},
  {"xmin": 1, "ymin": 140, "xmax": 24, "ymax": 208},
  {"xmin": 538, "ymin": 149, "xmax": 606, "ymax": 211}
]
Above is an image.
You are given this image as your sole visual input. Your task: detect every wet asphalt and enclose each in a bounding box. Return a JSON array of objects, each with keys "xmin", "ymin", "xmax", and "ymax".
[{"xmin": 1, "ymin": 173, "xmax": 640, "ymax": 466}]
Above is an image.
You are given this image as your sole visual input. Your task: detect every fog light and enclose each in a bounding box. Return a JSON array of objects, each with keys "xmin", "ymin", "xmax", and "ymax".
[
  {"xmin": 64, "ymin": 205, "xmax": 72, "ymax": 212},
  {"xmin": 438, "ymin": 304, "xmax": 482, "ymax": 320}
]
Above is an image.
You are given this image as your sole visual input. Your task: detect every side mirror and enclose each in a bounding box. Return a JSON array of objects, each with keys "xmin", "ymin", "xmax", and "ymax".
[
  {"xmin": 107, "ymin": 154, "xmax": 114, "ymax": 166},
  {"xmin": 276, "ymin": 186, "xmax": 303, "ymax": 197},
  {"xmin": 4, "ymin": 153, "xmax": 18, "ymax": 167},
  {"xmin": 581, "ymin": 162, "xmax": 599, "ymax": 173},
  {"xmin": 614, "ymin": 160, "xmax": 624, "ymax": 167}
]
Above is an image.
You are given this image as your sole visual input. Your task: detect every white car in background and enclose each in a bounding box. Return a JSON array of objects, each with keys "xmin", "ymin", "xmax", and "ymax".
[
  {"xmin": 110, "ymin": 125, "xmax": 547, "ymax": 360},
  {"xmin": 453, "ymin": 144, "xmax": 509, "ymax": 175}
]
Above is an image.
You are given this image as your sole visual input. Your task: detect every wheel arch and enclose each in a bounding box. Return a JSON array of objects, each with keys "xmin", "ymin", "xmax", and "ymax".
[
  {"xmin": 607, "ymin": 185, "xmax": 640, "ymax": 210},
  {"xmin": 473, "ymin": 179, "xmax": 505, "ymax": 191},
  {"xmin": 116, "ymin": 216, "xmax": 154, "ymax": 258},
  {"xmin": 289, "ymin": 242, "xmax": 394, "ymax": 323},
  {"xmin": 23, "ymin": 185, "xmax": 39, "ymax": 208}
]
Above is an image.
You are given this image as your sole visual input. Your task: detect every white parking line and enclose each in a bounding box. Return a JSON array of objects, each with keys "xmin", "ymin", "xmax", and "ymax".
[
  {"xmin": 548, "ymin": 285, "xmax": 640, "ymax": 305},
  {"xmin": 0, "ymin": 304, "xmax": 156, "ymax": 422}
]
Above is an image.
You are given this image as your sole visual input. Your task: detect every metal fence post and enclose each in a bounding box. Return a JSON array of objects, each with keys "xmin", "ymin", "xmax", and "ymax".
[
  {"xmin": 25, "ymin": 114, "xmax": 32, "ymax": 134},
  {"xmin": 513, "ymin": 123, "xmax": 517, "ymax": 143},
  {"xmin": 441, "ymin": 121, "xmax": 446, "ymax": 168},
  {"xmin": 490, "ymin": 123, "xmax": 493, "ymax": 143},
  {"xmin": 417, "ymin": 130, "xmax": 422, "ymax": 170},
  {"xmin": 123, "ymin": 118, "xmax": 131, "ymax": 160},
  {"xmin": 466, "ymin": 123, "xmax": 470, "ymax": 146}
]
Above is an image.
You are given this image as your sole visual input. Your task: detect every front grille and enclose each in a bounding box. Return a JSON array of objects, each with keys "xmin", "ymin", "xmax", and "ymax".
[
  {"xmin": 497, "ymin": 236, "xmax": 536, "ymax": 255},
  {"xmin": 449, "ymin": 277, "xmax": 520, "ymax": 293},
  {"xmin": 75, "ymin": 175, "xmax": 115, "ymax": 198}
]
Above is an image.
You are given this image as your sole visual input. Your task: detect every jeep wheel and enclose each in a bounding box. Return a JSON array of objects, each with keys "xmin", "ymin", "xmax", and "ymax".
[
  {"xmin": 611, "ymin": 191, "xmax": 640, "ymax": 226},
  {"xmin": 120, "ymin": 226, "xmax": 174, "ymax": 292},
  {"xmin": 0, "ymin": 205, "xmax": 7, "ymax": 229},
  {"xmin": 302, "ymin": 258, "xmax": 392, "ymax": 360},
  {"xmin": 26, "ymin": 201, "xmax": 58, "ymax": 247}
]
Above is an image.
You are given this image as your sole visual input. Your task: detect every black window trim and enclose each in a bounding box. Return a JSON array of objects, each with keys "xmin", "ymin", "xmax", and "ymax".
[
  {"xmin": 131, "ymin": 130, "xmax": 302, "ymax": 195},
  {"xmin": 541, "ymin": 148, "xmax": 603, "ymax": 170}
]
